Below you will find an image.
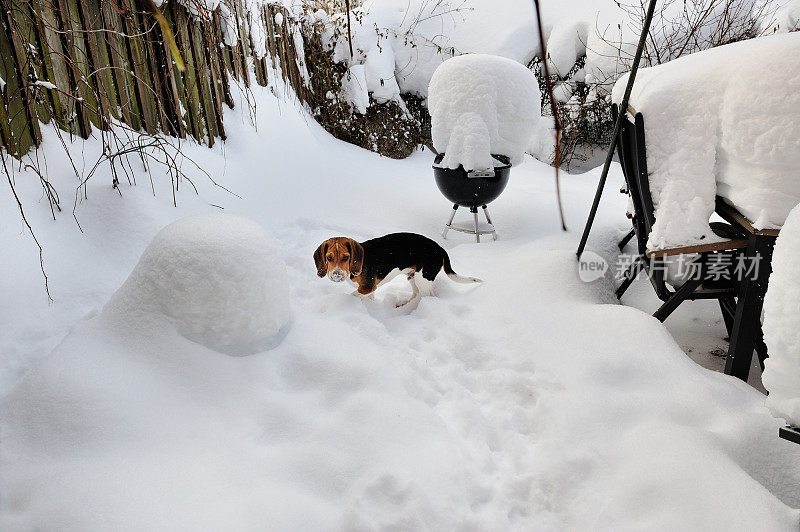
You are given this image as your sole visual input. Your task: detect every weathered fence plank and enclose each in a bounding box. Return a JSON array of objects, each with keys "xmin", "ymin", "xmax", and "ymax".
[
  {"xmin": 79, "ymin": 0, "xmax": 115, "ymax": 126},
  {"xmin": 50, "ymin": 0, "xmax": 91, "ymax": 138},
  {"xmin": 212, "ymin": 14, "xmax": 235, "ymax": 109},
  {"xmin": 16, "ymin": 0, "xmax": 54, "ymax": 128},
  {"xmin": 32, "ymin": 0, "xmax": 70, "ymax": 131},
  {"xmin": 202, "ymin": 20, "xmax": 227, "ymax": 139},
  {"xmin": 100, "ymin": 0, "xmax": 139, "ymax": 130},
  {"xmin": 190, "ymin": 21, "xmax": 218, "ymax": 144},
  {"xmin": 2, "ymin": 1, "xmax": 41, "ymax": 153},
  {"xmin": 174, "ymin": 6, "xmax": 206, "ymax": 142},
  {"xmin": 122, "ymin": 0, "xmax": 158, "ymax": 134},
  {"xmin": 60, "ymin": 0, "xmax": 105, "ymax": 130},
  {"xmin": 0, "ymin": 0, "xmax": 323, "ymax": 157},
  {"xmin": 232, "ymin": 0, "xmax": 250, "ymax": 86}
]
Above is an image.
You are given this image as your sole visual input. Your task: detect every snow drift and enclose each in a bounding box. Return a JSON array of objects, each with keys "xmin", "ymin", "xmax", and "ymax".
[
  {"xmin": 429, "ymin": 54, "xmax": 541, "ymax": 170},
  {"xmin": 763, "ymin": 204, "xmax": 800, "ymax": 426},
  {"xmin": 612, "ymin": 33, "xmax": 800, "ymax": 250},
  {"xmin": 3, "ymin": 232, "xmax": 799, "ymax": 530}
]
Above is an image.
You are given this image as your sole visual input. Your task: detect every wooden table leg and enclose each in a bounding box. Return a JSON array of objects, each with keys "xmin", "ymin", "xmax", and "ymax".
[{"xmin": 724, "ymin": 235, "xmax": 775, "ymax": 381}]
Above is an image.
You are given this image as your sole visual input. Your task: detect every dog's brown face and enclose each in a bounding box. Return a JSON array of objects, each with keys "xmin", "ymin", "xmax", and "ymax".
[{"xmin": 314, "ymin": 237, "xmax": 364, "ymax": 282}]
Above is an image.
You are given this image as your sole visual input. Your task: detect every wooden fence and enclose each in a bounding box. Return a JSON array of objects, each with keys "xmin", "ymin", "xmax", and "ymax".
[{"xmin": 0, "ymin": 0, "xmax": 313, "ymax": 157}]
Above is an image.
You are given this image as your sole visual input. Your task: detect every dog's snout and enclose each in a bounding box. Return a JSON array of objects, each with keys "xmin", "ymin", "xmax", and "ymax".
[{"xmin": 329, "ymin": 269, "xmax": 346, "ymax": 282}]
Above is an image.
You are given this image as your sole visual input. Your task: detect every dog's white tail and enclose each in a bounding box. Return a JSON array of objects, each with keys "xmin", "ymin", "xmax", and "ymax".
[
  {"xmin": 446, "ymin": 272, "xmax": 483, "ymax": 284},
  {"xmin": 443, "ymin": 254, "xmax": 482, "ymax": 284}
]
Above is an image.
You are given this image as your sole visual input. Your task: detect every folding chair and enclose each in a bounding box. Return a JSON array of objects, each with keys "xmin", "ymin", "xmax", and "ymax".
[{"xmin": 611, "ymin": 104, "xmax": 769, "ymax": 372}]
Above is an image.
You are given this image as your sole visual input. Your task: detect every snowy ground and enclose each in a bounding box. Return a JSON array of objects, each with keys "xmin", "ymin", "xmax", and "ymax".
[{"xmin": 2, "ymin": 80, "xmax": 799, "ymax": 529}]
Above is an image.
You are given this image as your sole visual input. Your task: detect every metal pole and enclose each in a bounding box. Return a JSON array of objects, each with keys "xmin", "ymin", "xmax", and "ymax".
[{"xmin": 576, "ymin": 0, "xmax": 659, "ymax": 259}]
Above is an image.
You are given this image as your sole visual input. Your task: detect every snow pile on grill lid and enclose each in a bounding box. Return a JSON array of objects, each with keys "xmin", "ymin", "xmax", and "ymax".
[
  {"xmin": 429, "ymin": 54, "xmax": 541, "ymax": 171},
  {"xmin": 612, "ymin": 33, "xmax": 800, "ymax": 250},
  {"xmin": 763, "ymin": 204, "xmax": 800, "ymax": 426},
  {"xmin": 104, "ymin": 214, "xmax": 289, "ymax": 355}
]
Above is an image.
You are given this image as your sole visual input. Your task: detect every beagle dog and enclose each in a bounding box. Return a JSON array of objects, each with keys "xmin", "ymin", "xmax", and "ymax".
[{"xmin": 314, "ymin": 232, "xmax": 481, "ymax": 303}]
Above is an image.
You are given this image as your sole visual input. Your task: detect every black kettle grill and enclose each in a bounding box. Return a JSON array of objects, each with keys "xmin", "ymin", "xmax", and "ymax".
[{"xmin": 433, "ymin": 153, "xmax": 511, "ymax": 242}]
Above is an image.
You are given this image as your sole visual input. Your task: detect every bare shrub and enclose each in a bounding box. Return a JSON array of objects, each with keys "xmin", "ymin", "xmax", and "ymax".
[
  {"xmin": 616, "ymin": 0, "xmax": 776, "ymax": 65},
  {"xmin": 551, "ymin": 0, "xmax": 784, "ymax": 168}
]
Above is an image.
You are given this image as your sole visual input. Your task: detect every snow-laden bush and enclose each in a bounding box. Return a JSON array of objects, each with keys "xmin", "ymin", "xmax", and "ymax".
[
  {"xmin": 763, "ymin": 204, "xmax": 800, "ymax": 426},
  {"xmin": 292, "ymin": 0, "xmax": 795, "ymax": 163},
  {"xmin": 429, "ymin": 54, "xmax": 541, "ymax": 171},
  {"xmin": 552, "ymin": 0, "xmax": 793, "ymax": 165},
  {"xmin": 586, "ymin": 0, "xmax": 778, "ymax": 93},
  {"xmin": 104, "ymin": 214, "xmax": 290, "ymax": 355},
  {"xmin": 761, "ymin": 0, "xmax": 800, "ymax": 33}
]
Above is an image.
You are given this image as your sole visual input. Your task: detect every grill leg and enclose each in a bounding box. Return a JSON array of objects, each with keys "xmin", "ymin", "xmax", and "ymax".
[
  {"xmin": 482, "ymin": 205, "xmax": 497, "ymax": 241},
  {"xmin": 443, "ymin": 204, "xmax": 458, "ymax": 239},
  {"xmin": 471, "ymin": 206, "xmax": 480, "ymax": 243}
]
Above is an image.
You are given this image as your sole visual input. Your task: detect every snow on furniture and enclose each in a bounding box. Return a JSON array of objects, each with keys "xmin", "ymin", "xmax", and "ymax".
[
  {"xmin": 763, "ymin": 204, "xmax": 800, "ymax": 440},
  {"xmin": 611, "ymin": 33, "xmax": 800, "ymax": 251},
  {"xmin": 613, "ymin": 105, "xmax": 777, "ymax": 383},
  {"xmin": 429, "ymin": 54, "xmax": 541, "ymax": 172},
  {"xmin": 104, "ymin": 214, "xmax": 290, "ymax": 355}
]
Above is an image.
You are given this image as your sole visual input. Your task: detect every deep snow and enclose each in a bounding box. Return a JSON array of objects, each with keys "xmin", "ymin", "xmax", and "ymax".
[
  {"xmin": 763, "ymin": 204, "xmax": 800, "ymax": 426},
  {"xmin": 1, "ymin": 66, "xmax": 799, "ymax": 530}
]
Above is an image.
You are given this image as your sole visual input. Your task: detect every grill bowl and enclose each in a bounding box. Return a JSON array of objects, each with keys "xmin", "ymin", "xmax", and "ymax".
[{"xmin": 433, "ymin": 153, "xmax": 511, "ymax": 208}]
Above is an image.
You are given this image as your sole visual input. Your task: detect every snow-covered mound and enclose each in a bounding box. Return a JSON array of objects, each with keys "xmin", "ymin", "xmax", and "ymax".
[
  {"xmin": 612, "ymin": 33, "xmax": 800, "ymax": 250},
  {"xmin": 429, "ymin": 54, "xmax": 541, "ymax": 170},
  {"xmin": 763, "ymin": 204, "xmax": 800, "ymax": 426},
  {"xmin": 105, "ymin": 214, "xmax": 289, "ymax": 355}
]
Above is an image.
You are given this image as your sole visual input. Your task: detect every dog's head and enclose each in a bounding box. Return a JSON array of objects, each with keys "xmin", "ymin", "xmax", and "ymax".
[{"xmin": 314, "ymin": 237, "xmax": 364, "ymax": 282}]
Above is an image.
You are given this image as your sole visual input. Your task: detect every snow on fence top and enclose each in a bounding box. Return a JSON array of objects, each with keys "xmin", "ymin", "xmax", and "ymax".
[
  {"xmin": 763, "ymin": 204, "xmax": 800, "ymax": 426},
  {"xmin": 612, "ymin": 33, "xmax": 800, "ymax": 250},
  {"xmin": 429, "ymin": 54, "xmax": 541, "ymax": 171}
]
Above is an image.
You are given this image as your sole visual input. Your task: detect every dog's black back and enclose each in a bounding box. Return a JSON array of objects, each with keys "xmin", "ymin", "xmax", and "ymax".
[{"xmin": 360, "ymin": 232, "xmax": 446, "ymax": 282}]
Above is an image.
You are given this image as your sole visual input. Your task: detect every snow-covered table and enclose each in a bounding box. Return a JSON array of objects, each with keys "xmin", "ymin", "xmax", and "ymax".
[{"xmin": 611, "ymin": 33, "xmax": 800, "ymax": 252}]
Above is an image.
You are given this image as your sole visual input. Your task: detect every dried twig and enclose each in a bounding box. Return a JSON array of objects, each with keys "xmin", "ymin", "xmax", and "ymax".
[
  {"xmin": 1, "ymin": 150, "xmax": 51, "ymax": 301},
  {"xmin": 344, "ymin": 0, "xmax": 354, "ymax": 60},
  {"xmin": 532, "ymin": 0, "xmax": 566, "ymax": 231}
]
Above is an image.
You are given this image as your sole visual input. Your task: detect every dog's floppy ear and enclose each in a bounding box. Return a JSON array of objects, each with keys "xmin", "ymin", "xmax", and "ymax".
[
  {"xmin": 314, "ymin": 242, "xmax": 327, "ymax": 278},
  {"xmin": 348, "ymin": 240, "xmax": 364, "ymax": 278}
]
